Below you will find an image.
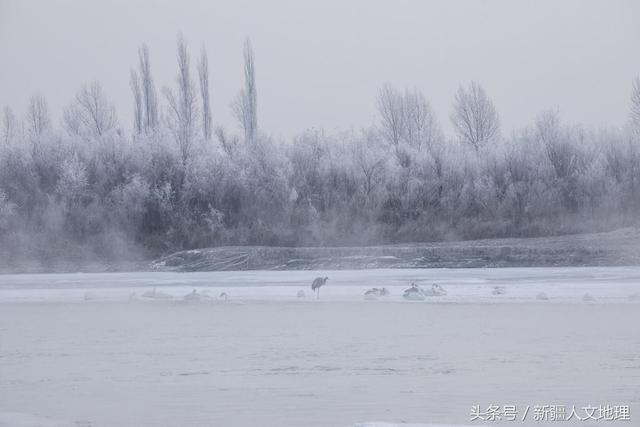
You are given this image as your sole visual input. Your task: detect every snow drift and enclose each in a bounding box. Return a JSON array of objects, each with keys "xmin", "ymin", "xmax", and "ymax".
[{"xmin": 151, "ymin": 228, "xmax": 640, "ymax": 271}]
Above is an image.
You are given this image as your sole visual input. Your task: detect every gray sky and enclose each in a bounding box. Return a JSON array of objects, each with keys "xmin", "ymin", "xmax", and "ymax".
[{"xmin": 1, "ymin": 0, "xmax": 639, "ymax": 139}]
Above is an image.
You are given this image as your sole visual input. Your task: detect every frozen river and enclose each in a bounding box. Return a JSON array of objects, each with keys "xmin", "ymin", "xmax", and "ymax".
[
  {"xmin": 1, "ymin": 268, "xmax": 639, "ymax": 426},
  {"xmin": 2, "ymin": 267, "xmax": 640, "ymax": 304}
]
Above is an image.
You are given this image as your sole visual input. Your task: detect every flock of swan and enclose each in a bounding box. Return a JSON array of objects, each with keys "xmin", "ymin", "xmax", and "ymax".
[
  {"xmin": 349, "ymin": 279, "xmax": 640, "ymax": 303},
  {"xmin": 85, "ymin": 287, "xmax": 238, "ymax": 303},
  {"xmin": 80, "ymin": 276, "xmax": 640, "ymax": 303}
]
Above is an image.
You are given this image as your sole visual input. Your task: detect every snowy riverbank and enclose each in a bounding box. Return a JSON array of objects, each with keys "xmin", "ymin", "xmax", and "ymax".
[
  {"xmin": 151, "ymin": 229, "xmax": 640, "ymax": 272},
  {"xmin": 2, "ymin": 267, "xmax": 640, "ymax": 304}
]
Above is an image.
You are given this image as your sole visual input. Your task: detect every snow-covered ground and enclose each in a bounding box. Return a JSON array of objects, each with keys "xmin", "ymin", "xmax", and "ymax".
[
  {"xmin": 1, "ymin": 268, "xmax": 639, "ymax": 426},
  {"xmin": 2, "ymin": 267, "xmax": 640, "ymax": 304}
]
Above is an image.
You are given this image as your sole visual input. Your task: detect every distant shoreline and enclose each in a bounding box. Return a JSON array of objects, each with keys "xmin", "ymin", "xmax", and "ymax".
[
  {"xmin": 152, "ymin": 227, "xmax": 640, "ymax": 271},
  {"xmin": 2, "ymin": 228, "xmax": 639, "ymax": 274}
]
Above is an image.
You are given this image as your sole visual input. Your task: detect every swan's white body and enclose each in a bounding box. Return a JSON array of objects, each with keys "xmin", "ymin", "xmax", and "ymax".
[
  {"xmin": 363, "ymin": 290, "xmax": 379, "ymax": 300},
  {"xmin": 363, "ymin": 288, "xmax": 389, "ymax": 300},
  {"xmin": 141, "ymin": 288, "xmax": 172, "ymax": 300},
  {"xmin": 83, "ymin": 292, "xmax": 98, "ymax": 301},
  {"xmin": 402, "ymin": 284, "xmax": 426, "ymax": 301},
  {"xmin": 492, "ymin": 286, "xmax": 506, "ymax": 295},
  {"xmin": 422, "ymin": 284, "xmax": 447, "ymax": 297},
  {"xmin": 183, "ymin": 289, "xmax": 210, "ymax": 301},
  {"xmin": 536, "ymin": 292, "xmax": 549, "ymax": 301}
]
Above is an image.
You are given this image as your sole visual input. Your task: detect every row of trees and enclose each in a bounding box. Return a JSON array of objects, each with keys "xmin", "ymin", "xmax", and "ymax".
[{"xmin": 1, "ymin": 35, "xmax": 640, "ymax": 269}]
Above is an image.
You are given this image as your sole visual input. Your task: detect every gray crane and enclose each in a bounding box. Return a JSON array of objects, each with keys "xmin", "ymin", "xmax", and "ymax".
[{"xmin": 311, "ymin": 276, "xmax": 328, "ymax": 299}]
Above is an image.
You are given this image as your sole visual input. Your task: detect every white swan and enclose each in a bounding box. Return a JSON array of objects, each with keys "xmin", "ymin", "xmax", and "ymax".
[
  {"xmin": 83, "ymin": 291, "xmax": 98, "ymax": 301},
  {"xmin": 422, "ymin": 284, "xmax": 447, "ymax": 297},
  {"xmin": 141, "ymin": 287, "xmax": 172, "ymax": 300},
  {"xmin": 183, "ymin": 289, "xmax": 210, "ymax": 301},
  {"xmin": 492, "ymin": 286, "xmax": 506, "ymax": 295},
  {"xmin": 141, "ymin": 288, "xmax": 156, "ymax": 298},
  {"xmin": 364, "ymin": 288, "xmax": 390, "ymax": 300},
  {"xmin": 536, "ymin": 292, "xmax": 549, "ymax": 301},
  {"xmin": 403, "ymin": 283, "xmax": 426, "ymax": 301}
]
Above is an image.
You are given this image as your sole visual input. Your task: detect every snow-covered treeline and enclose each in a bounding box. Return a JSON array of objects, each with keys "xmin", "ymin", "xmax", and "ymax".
[{"xmin": 1, "ymin": 37, "xmax": 640, "ymax": 268}]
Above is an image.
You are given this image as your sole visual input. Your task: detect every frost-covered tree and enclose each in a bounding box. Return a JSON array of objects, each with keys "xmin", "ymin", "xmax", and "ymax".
[
  {"xmin": 56, "ymin": 154, "xmax": 88, "ymax": 203},
  {"xmin": 1, "ymin": 36, "xmax": 639, "ymax": 268},
  {"xmin": 215, "ymin": 126, "xmax": 239, "ymax": 157},
  {"xmin": 232, "ymin": 38, "xmax": 257, "ymax": 144},
  {"xmin": 535, "ymin": 110, "xmax": 591, "ymax": 212},
  {"xmin": 26, "ymin": 93, "xmax": 51, "ymax": 138},
  {"xmin": 401, "ymin": 89, "xmax": 442, "ymax": 151},
  {"xmin": 2, "ymin": 107, "xmax": 17, "ymax": 144},
  {"xmin": 138, "ymin": 44, "xmax": 159, "ymax": 133},
  {"xmin": 164, "ymin": 35, "xmax": 199, "ymax": 166},
  {"xmin": 377, "ymin": 84, "xmax": 404, "ymax": 146},
  {"xmin": 536, "ymin": 110, "xmax": 570, "ymax": 178},
  {"xmin": 63, "ymin": 82, "xmax": 118, "ymax": 138},
  {"xmin": 198, "ymin": 48, "xmax": 212, "ymax": 141},
  {"xmin": 377, "ymin": 85, "xmax": 442, "ymax": 153},
  {"xmin": 450, "ymin": 81, "xmax": 500, "ymax": 151},
  {"xmin": 113, "ymin": 174, "xmax": 150, "ymax": 233},
  {"xmin": 0, "ymin": 189, "xmax": 16, "ymax": 231},
  {"xmin": 130, "ymin": 69, "xmax": 143, "ymax": 135},
  {"xmin": 351, "ymin": 130, "xmax": 387, "ymax": 201},
  {"xmin": 631, "ymin": 77, "xmax": 640, "ymax": 131}
]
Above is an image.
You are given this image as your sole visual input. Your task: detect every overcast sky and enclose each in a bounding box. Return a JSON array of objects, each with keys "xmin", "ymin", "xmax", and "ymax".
[{"xmin": 1, "ymin": 0, "xmax": 639, "ymax": 139}]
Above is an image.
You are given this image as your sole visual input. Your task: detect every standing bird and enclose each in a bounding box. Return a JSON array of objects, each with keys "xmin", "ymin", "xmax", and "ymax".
[{"xmin": 311, "ymin": 276, "xmax": 328, "ymax": 299}]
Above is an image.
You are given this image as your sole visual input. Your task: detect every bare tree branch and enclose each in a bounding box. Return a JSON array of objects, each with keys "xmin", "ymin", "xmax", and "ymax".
[
  {"xmin": 631, "ymin": 77, "xmax": 640, "ymax": 131},
  {"xmin": 26, "ymin": 93, "xmax": 51, "ymax": 138},
  {"xmin": 450, "ymin": 81, "xmax": 499, "ymax": 151},
  {"xmin": 164, "ymin": 34, "xmax": 199, "ymax": 166},
  {"xmin": 233, "ymin": 38, "xmax": 257, "ymax": 144},
  {"xmin": 63, "ymin": 82, "xmax": 117, "ymax": 138},
  {"xmin": 198, "ymin": 47, "xmax": 212, "ymax": 141}
]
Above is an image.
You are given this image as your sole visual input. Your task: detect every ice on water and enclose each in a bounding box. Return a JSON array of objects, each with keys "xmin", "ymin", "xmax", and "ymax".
[{"xmin": 2, "ymin": 267, "xmax": 640, "ymax": 304}]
